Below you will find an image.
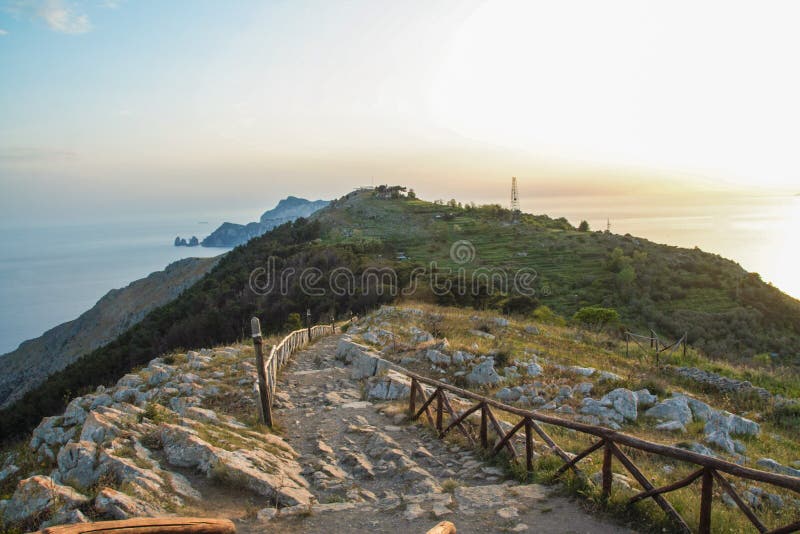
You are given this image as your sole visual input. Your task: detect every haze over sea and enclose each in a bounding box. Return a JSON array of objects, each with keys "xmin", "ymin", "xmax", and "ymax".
[{"xmin": 1, "ymin": 192, "xmax": 796, "ymax": 356}]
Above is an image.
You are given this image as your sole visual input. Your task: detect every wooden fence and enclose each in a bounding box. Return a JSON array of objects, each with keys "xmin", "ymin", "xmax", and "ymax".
[
  {"xmin": 250, "ymin": 317, "xmax": 336, "ymax": 426},
  {"xmin": 402, "ymin": 369, "xmax": 800, "ymax": 534},
  {"xmin": 625, "ymin": 330, "xmax": 687, "ymax": 367}
]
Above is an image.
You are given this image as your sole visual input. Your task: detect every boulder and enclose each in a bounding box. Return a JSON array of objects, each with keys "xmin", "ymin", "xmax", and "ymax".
[
  {"xmin": 426, "ymin": 349, "xmax": 451, "ymax": 366},
  {"xmin": 30, "ymin": 417, "xmax": 75, "ymax": 450},
  {"xmin": 756, "ymin": 458, "xmax": 800, "ymax": 478},
  {"xmin": 469, "ymin": 329, "xmax": 495, "ymax": 340},
  {"xmin": 409, "ymin": 327, "xmax": 434, "ymax": 344},
  {"xmin": 2, "ymin": 476, "xmax": 89, "ymax": 524},
  {"xmin": 704, "ymin": 411, "xmax": 760, "ymax": 438},
  {"xmin": 569, "ymin": 366, "xmax": 595, "ymax": 377},
  {"xmin": 655, "ymin": 421, "xmax": 686, "ymax": 433},
  {"xmin": 94, "ymin": 487, "xmax": 159, "ymax": 519},
  {"xmin": 634, "ymin": 389, "xmax": 658, "ymax": 408},
  {"xmin": 466, "ymin": 359, "xmax": 504, "ymax": 385},
  {"xmin": 705, "ymin": 430, "xmax": 736, "ymax": 454},
  {"xmin": 600, "ymin": 388, "xmax": 638, "ymax": 422},
  {"xmin": 524, "ymin": 363, "xmax": 543, "ymax": 377},
  {"xmin": 645, "ymin": 396, "xmax": 692, "ymax": 426},
  {"xmin": 580, "ymin": 398, "xmax": 623, "ymax": 423},
  {"xmin": 598, "ymin": 371, "xmax": 623, "ymax": 382},
  {"xmin": 574, "ymin": 382, "xmax": 594, "ymax": 396},
  {"xmin": 366, "ymin": 371, "xmax": 411, "ymax": 400},
  {"xmin": 63, "ymin": 398, "xmax": 88, "ymax": 427},
  {"xmin": 496, "ymin": 388, "xmax": 521, "ymax": 402},
  {"xmin": 57, "ymin": 441, "xmax": 100, "ymax": 490},
  {"xmin": 524, "ymin": 325, "xmax": 540, "ymax": 335}
]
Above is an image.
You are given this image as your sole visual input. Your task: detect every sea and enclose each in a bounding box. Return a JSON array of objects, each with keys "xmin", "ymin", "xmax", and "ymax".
[{"xmin": 0, "ymin": 194, "xmax": 797, "ymax": 355}]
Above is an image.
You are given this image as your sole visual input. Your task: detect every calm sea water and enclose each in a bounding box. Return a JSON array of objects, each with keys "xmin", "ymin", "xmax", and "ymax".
[
  {"xmin": 1, "ymin": 194, "xmax": 797, "ymax": 355},
  {"xmin": 0, "ymin": 217, "xmax": 235, "ymax": 354}
]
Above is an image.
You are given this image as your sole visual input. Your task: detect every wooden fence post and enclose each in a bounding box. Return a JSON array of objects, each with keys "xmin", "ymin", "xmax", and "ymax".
[
  {"xmin": 251, "ymin": 317, "xmax": 273, "ymax": 427},
  {"xmin": 480, "ymin": 402, "xmax": 488, "ymax": 449},
  {"xmin": 435, "ymin": 389, "xmax": 444, "ymax": 434},
  {"xmin": 524, "ymin": 418, "xmax": 534, "ymax": 474},
  {"xmin": 699, "ymin": 467, "xmax": 714, "ymax": 534},
  {"xmin": 602, "ymin": 442, "xmax": 614, "ymax": 500},
  {"xmin": 409, "ymin": 378, "xmax": 417, "ymax": 417}
]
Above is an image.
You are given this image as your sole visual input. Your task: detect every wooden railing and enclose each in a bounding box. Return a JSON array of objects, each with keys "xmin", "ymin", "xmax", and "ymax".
[
  {"xmin": 400, "ymin": 369, "xmax": 800, "ymax": 534},
  {"xmin": 250, "ymin": 317, "xmax": 337, "ymax": 426}
]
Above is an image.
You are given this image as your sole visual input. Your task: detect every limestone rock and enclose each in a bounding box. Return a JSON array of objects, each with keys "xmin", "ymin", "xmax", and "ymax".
[
  {"xmin": 645, "ymin": 396, "xmax": 692, "ymax": 426},
  {"xmin": 467, "ymin": 358, "xmax": 504, "ymax": 385},
  {"xmin": 94, "ymin": 487, "xmax": 159, "ymax": 519},
  {"xmin": 2, "ymin": 475, "xmax": 89, "ymax": 524}
]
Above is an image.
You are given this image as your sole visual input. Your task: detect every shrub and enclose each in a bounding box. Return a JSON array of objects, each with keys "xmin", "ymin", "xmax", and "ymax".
[
  {"xmin": 284, "ymin": 313, "xmax": 303, "ymax": 331},
  {"xmin": 573, "ymin": 306, "xmax": 620, "ymax": 332}
]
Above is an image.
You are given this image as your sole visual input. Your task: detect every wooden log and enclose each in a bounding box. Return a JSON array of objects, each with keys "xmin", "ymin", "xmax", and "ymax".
[
  {"xmin": 251, "ymin": 317, "xmax": 273, "ymax": 427},
  {"xmin": 425, "ymin": 521, "xmax": 456, "ymax": 534},
  {"xmin": 712, "ymin": 470, "xmax": 767, "ymax": 533},
  {"xmin": 602, "ymin": 443, "xmax": 614, "ymax": 499},
  {"xmin": 36, "ymin": 517, "xmax": 236, "ymax": 534},
  {"xmin": 699, "ymin": 467, "xmax": 714, "ymax": 534},
  {"xmin": 609, "ymin": 442, "xmax": 691, "ymax": 533},
  {"xmin": 554, "ymin": 439, "xmax": 605, "ymax": 479},
  {"xmin": 628, "ymin": 468, "xmax": 704, "ymax": 505}
]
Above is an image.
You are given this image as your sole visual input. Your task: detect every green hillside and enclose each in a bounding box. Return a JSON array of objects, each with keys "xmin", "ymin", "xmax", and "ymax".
[{"xmin": 1, "ymin": 187, "xmax": 798, "ymax": 440}]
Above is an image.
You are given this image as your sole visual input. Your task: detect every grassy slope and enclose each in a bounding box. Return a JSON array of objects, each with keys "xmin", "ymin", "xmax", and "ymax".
[{"xmin": 315, "ymin": 192, "xmax": 800, "ymax": 363}]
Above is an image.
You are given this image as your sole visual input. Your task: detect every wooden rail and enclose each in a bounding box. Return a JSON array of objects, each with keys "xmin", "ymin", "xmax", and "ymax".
[
  {"xmin": 251, "ymin": 317, "xmax": 336, "ymax": 426},
  {"xmin": 399, "ymin": 368, "xmax": 800, "ymax": 534}
]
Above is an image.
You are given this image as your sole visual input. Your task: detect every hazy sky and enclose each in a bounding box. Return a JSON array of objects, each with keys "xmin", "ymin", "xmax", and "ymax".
[{"xmin": 1, "ymin": 0, "xmax": 799, "ymax": 224}]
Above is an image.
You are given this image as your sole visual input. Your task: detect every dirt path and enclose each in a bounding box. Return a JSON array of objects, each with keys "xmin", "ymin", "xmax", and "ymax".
[{"xmin": 237, "ymin": 335, "xmax": 635, "ymax": 533}]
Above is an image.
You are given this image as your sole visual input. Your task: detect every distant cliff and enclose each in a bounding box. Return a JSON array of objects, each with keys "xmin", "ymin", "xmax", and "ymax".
[
  {"xmin": 199, "ymin": 196, "xmax": 329, "ymax": 247},
  {"xmin": 0, "ymin": 256, "xmax": 220, "ymax": 409}
]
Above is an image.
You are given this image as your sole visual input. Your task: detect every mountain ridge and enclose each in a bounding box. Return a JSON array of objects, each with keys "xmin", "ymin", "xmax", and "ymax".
[
  {"xmin": 197, "ymin": 196, "xmax": 329, "ymax": 247},
  {"xmin": 0, "ymin": 256, "xmax": 220, "ymax": 409}
]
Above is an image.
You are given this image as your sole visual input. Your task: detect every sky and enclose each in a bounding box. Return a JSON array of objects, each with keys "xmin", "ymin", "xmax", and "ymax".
[{"xmin": 0, "ymin": 1, "xmax": 798, "ymax": 219}]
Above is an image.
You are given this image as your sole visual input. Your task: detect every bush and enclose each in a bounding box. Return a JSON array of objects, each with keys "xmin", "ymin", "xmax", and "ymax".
[
  {"xmin": 573, "ymin": 306, "xmax": 620, "ymax": 332},
  {"xmin": 532, "ymin": 305, "xmax": 566, "ymax": 326},
  {"xmin": 284, "ymin": 313, "xmax": 303, "ymax": 331}
]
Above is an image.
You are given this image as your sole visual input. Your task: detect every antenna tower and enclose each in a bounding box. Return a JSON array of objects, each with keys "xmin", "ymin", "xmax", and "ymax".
[{"xmin": 510, "ymin": 177, "xmax": 520, "ymax": 221}]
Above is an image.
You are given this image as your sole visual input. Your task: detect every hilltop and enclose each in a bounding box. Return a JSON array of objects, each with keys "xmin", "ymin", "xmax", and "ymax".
[{"xmin": 2, "ymin": 186, "xmax": 798, "ymax": 440}]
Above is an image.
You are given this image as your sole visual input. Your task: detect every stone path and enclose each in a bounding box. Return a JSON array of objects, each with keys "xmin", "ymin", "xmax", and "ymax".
[{"xmin": 243, "ymin": 335, "xmax": 634, "ymax": 533}]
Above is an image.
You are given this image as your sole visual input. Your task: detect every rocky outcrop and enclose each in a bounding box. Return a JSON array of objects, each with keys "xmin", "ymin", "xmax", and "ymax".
[
  {"xmin": 200, "ymin": 196, "xmax": 329, "ymax": 247},
  {"xmin": 0, "ymin": 342, "xmax": 312, "ymax": 531},
  {"xmin": 0, "ymin": 257, "xmax": 220, "ymax": 409}
]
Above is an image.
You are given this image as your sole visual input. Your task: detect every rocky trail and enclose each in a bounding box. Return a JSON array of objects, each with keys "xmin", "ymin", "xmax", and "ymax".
[{"xmin": 248, "ymin": 334, "xmax": 632, "ymax": 533}]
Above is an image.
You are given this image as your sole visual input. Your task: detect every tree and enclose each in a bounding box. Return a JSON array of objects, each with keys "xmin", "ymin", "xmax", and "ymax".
[
  {"xmin": 578, "ymin": 220, "xmax": 590, "ymax": 232},
  {"xmin": 284, "ymin": 312, "xmax": 303, "ymax": 331},
  {"xmin": 407, "ymin": 189, "xmax": 416, "ymax": 199},
  {"xmin": 573, "ymin": 306, "xmax": 620, "ymax": 332}
]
